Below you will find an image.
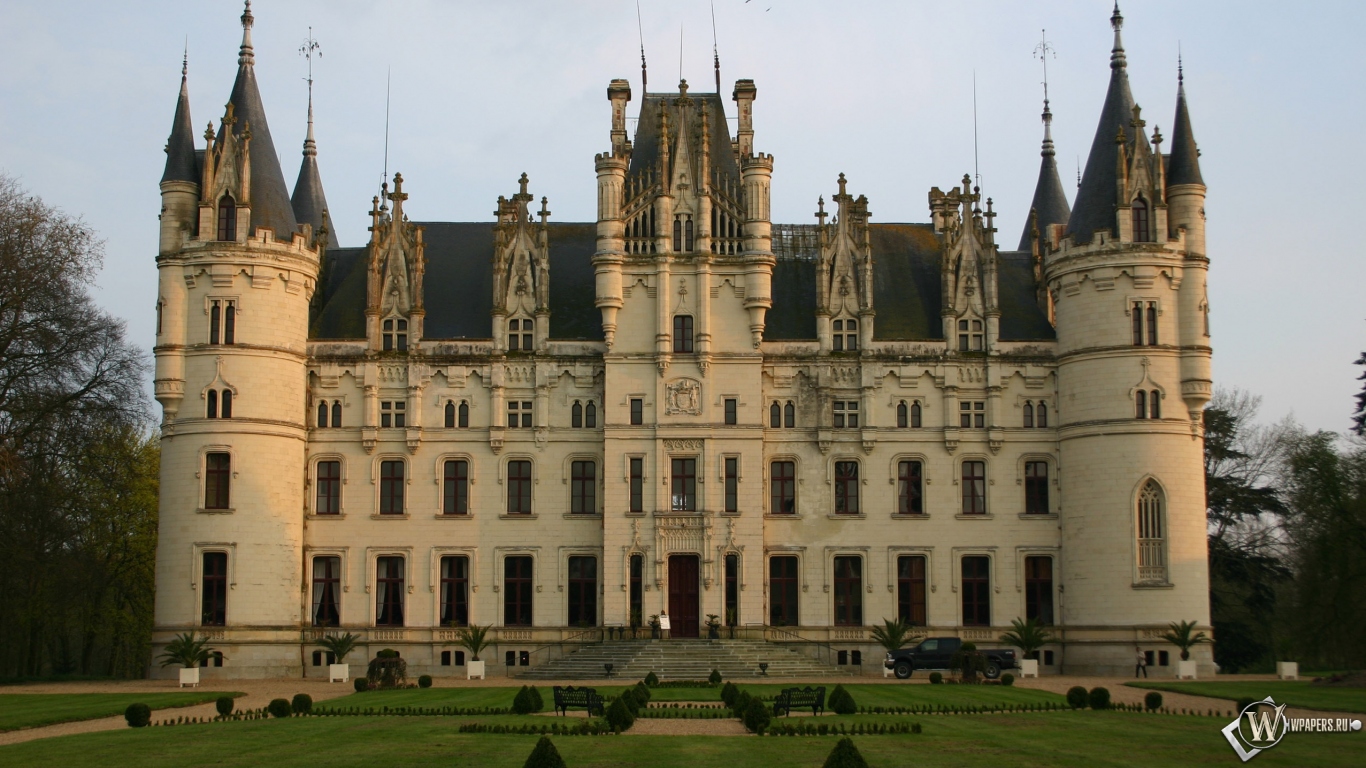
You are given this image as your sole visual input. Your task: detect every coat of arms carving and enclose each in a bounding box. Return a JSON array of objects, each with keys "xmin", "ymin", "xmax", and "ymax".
[{"xmin": 664, "ymin": 378, "xmax": 702, "ymax": 415}]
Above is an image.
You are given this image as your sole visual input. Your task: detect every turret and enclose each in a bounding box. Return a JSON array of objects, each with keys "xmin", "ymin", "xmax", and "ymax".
[
  {"xmin": 1166, "ymin": 61, "xmax": 1212, "ymax": 420},
  {"xmin": 593, "ymin": 79, "xmax": 632, "ymax": 349},
  {"xmin": 291, "ymin": 81, "xmax": 338, "ymax": 249},
  {"xmin": 1019, "ymin": 97, "xmax": 1071, "ymax": 251},
  {"xmin": 155, "ymin": 52, "xmax": 199, "ymax": 422}
]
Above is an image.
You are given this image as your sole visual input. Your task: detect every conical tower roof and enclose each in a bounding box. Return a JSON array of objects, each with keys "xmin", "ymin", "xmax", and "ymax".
[
  {"xmin": 1066, "ymin": 3, "xmax": 1137, "ymax": 243},
  {"xmin": 161, "ymin": 53, "xmax": 199, "ymax": 184},
  {"xmin": 291, "ymin": 94, "xmax": 339, "ymax": 249},
  {"xmin": 1018, "ymin": 100, "xmax": 1071, "ymax": 250},
  {"xmin": 1166, "ymin": 63, "xmax": 1204, "ymax": 187}
]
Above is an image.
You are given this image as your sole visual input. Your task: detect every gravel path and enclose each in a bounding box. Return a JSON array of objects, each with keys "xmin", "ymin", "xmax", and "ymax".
[
  {"xmin": 1016, "ymin": 675, "xmax": 1361, "ymax": 721},
  {"xmin": 626, "ymin": 718, "xmax": 749, "ymax": 736}
]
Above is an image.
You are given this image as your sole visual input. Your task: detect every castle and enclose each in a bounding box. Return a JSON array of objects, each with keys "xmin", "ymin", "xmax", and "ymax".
[{"xmin": 152, "ymin": 2, "xmax": 1213, "ymax": 678}]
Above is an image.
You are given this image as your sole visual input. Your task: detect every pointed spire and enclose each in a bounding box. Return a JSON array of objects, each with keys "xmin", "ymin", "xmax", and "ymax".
[
  {"xmin": 161, "ymin": 47, "xmax": 199, "ymax": 184},
  {"xmin": 1018, "ymin": 96, "xmax": 1071, "ymax": 250},
  {"xmin": 1167, "ymin": 55, "xmax": 1204, "ymax": 186},
  {"xmin": 292, "ymin": 27, "xmax": 336, "ymax": 248},
  {"xmin": 1066, "ymin": 2, "xmax": 1138, "ymax": 243}
]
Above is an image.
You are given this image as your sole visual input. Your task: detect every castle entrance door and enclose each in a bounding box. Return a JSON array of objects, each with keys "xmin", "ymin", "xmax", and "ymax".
[{"xmin": 667, "ymin": 555, "xmax": 700, "ymax": 638}]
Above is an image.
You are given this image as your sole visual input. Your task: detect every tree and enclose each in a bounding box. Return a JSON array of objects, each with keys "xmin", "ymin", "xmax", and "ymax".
[
  {"xmin": 316, "ymin": 632, "xmax": 360, "ymax": 665},
  {"xmin": 452, "ymin": 624, "xmax": 492, "ymax": 662},
  {"xmin": 157, "ymin": 632, "xmax": 217, "ymax": 669},
  {"xmin": 1159, "ymin": 620, "xmax": 1210, "ymax": 662},
  {"xmin": 999, "ymin": 617, "xmax": 1054, "ymax": 660},
  {"xmin": 869, "ymin": 617, "xmax": 920, "ymax": 656}
]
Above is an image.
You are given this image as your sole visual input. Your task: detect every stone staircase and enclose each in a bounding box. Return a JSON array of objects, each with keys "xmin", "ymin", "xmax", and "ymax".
[{"xmin": 515, "ymin": 639, "xmax": 853, "ymax": 681}]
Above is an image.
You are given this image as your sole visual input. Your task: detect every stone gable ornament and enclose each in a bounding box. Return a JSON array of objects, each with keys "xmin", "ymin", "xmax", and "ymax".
[{"xmin": 664, "ymin": 378, "xmax": 702, "ymax": 415}]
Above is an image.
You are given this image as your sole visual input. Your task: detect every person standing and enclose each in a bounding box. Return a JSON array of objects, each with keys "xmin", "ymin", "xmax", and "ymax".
[{"xmin": 1135, "ymin": 647, "xmax": 1148, "ymax": 678}]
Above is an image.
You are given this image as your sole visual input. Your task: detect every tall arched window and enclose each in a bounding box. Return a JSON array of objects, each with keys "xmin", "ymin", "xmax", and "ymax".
[
  {"xmin": 1149, "ymin": 390, "xmax": 1161, "ymax": 419},
  {"xmin": 585, "ymin": 401, "xmax": 597, "ymax": 428},
  {"xmin": 770, "ymin": 402, "xmax": 781, "ymax": 428},
  {"xmin": 784, "ymin": 402, "xmax": 795, "ymax": 428},
  {"xmin": 318, "ymin": 401, "xmax": 329, "ymax": 428},
  {"xmin": 332, "ymin": 401, "xmax": 342, "ymax": 427},
  {"xmin": 1036, "ymin": 402, "xmax": 1047, "ymax": 428},
  {"xmin": 217, "ymin": 194, "xmax": 236, "ymax": 241},
  {"xmin": 1135, "ymin": 390, "xmax": 1148, "ymax": 420},
  {"xmin": 458, "ymin": 402, "xmax": 469, "ymax": 428},
  {"xmin": 910, "ymin": 402, "xmax": 922, "ymax": 428},
  {"xmin": 684, "ymin": 218, "xmax": 694, "ymax": 252},
  {"xmin": 1131, "ymin": 196, "xmax": 1150, "ymax": 243},
  {"xmin": 672, "ymin": 218, "xmax": 683, "ymax": 252},
  {"xmin": 445, "ymin": 402, "xmax": 456, "ymax": 428},
  {"xmin": 572, "ymin": 402, "xmax": 583, "ymax": 428},
  {"xmin": 897, "ymin": 401, "xmax": 908, "ymax": 428},
  {"xmin": 220, "ymin": 390, "xmax": 232, "ymax": 418},
  {"xmin": 1136, "ymin": 481, "xmax": 1167, "ymax": 583},
  {"xmin": 206, "ymin": 390, "xmax": 218, "ymax": 419},
  {"xmin": 1023, "ymin": 402, "xmax": 1034, "ymax": 428}
]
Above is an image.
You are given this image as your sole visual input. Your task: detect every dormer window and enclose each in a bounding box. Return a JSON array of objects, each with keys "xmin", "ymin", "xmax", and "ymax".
[
  {"xmin": 382, "ymin": 318, "xmax": 408, "ymax": 352},
  {"xmin": 833, "ymin": 319, "xmax": 858, "ymax": 351},
  {"xmin": 509, "ymin": 319, "xmax": 533, "ymax": 352},
  {"xmin": 216, "ymin": 194, "xmax": 236, "ymax": 241},
  {"xmin": 958, "ymin": 319, "xmax": 983, "ymax": 351},
  {"xmin": 1131, "ymin": 196, "xmax": 1151, "ymax": 243}
]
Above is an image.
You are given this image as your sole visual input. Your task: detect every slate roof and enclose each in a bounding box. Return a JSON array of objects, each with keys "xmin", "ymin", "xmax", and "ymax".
[
  {"xmin": 1167, "ymin": 77, "xmax": 1204, "ymax": 187},
  {"xmin": 628, "ymin": 89, "xmax": 741, "ymax": 184},
  {"xmin": 1018, "ymin": 111, "xmax": 1072, "ymax": 250},
  {"xmin": 1066, "ymin": 17, "xmax": 1137, "ymax": 244},
  {"xmin": 218, "ymin": 47, "xmax": 298, "ymax": 239},
  {"xmin": 291, "ymin": 108, "xmax": 339, "ymax": 249},
  {"xmin": 161, "ymin": 67, "xmax": 199, "ymax": 184}
]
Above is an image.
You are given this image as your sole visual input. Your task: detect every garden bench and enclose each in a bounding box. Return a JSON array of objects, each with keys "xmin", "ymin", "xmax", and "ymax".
[
  {"xmin": 552, "ymin": 685, "xmax": 605, "ymax": 716},
  {"xmin": 773, "ymin": 686, "xmax": 826, "ymax": 716}
]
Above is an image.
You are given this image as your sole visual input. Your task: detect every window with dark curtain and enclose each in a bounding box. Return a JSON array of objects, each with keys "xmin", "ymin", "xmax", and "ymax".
[
  {"xmin": 897, "ymin": 401, "xmax": 908, "ymax": 428},
  {"xmin": 629, "ymin": 457, "xmax": 643, "ymax": 513},
  {"xmin": 673, "ymin": 315, "xmax": 694, "ymax": 353},
  {"xmin": 220, "ymin": 390, "xmax": 232, "ymax": 418},
  {"xmin": 1024, "ymin": 556, "xmax": 1054, "ymax": 625},
  {"xmin": 672, "ymin": 218, "xmax": 682, "ymax": 251},
  {"xmin": 770, "ymin": 402, "xmax": 781, "ymax": 428},
  {"xmin": 670, "ymin": 457, "xmax": 696, "ymax": 511},
  {"xmin": 961, "ymin": 461, "xmax": 986, "ymax": 515},
  {"xmin": 684, "ymin": 218, "xmax": 694, "ymax": 252},
  {"xmin": 1023, "ymin": 402, "xmax": 1034, "ymax": 428},
  {"xmin": 1150, "ymin": 390, "xmax": 1161, "ymax": 419},
  {"xmin": 504, "ymin": 556, "xmax": 533, "ymax": 626},
  {"xmin": 567, "ymin": 556, "xmax": 597, "ymax": 627},
  {"xmin": 379, "ymin": 460, "xmax": 405, "ymax": 514},
  {"xmin": 375, "ymin": 556, "xmax": 405, "ymax": 626},
  {"xmin": 206, "ymin": 389, "xmax": 218, "ymax": 419},
  {"xmin": 832, "ymin": 556, "xmax": 863, "ymax": 626},
  {"xmin": 897, "ymin": 556, "xmax": 926, "ymax": 626},
  {"xmin": 445, "ymin": 402, "xmax": 456, "ymax": 428},
  {"xmin": 572, "ymin": 402, "xmax": 583, "ymax": 428},
  {"xmin": 585, "ymin": 402, "xmax": 596, "ymax": 428},
  {"xmin": 1036, "ymin": 402, "xmax": 1047, "ymax": 428},
  {"xmin": 629, "ymin": 554, "xmax": 644, "ymax": 625},
  {"xmin": 1133, "ymin": 302, "xmax": 1144, "ymax": 344},
  {"xmin": 770, "ymin": 461, "xmax": 795, "ymax": 514},
  {"xmin": 1146, "ymin": 302, "xmax": 1158, "ymax": 346},
  {"xmin": 1136, "ymin": 390, "xmax": 1148, "ymax": 419},
  {"xmin": 331, "ymin": 401, "xmax": 342, "ymax": 427},
  {"xmin": 316, "ymin": 460, "xmax": 341, "ymax": 515},
  {"xmin": 834, "ymin": 461, "xmax": 860, "ymax": 514},
  {"xmin": 961, "ymin": 556, "xmax": 991, "ymax": 626},
  {"xmin": 1025, "ymin": 461, "xmax": 1049, "ymax": 514},
  {"xmin": 1131, "ymin": 197, "xmax": 1150, "ymax": 242},
  {"xmin": 724, "ymin": 554, "xmax": 739, "ymax": 627},
  {"xmin": 443, "ymin": 460, "xmax": 468, "ymax": 515},
  {"xmin": 312, "ymin": 556, "xmax": 341, "ymax": 626},
  {"xmin": 205, "ymin": 452, "xmax": 231, "ymax": 509},
  {"xmin": 440, "ymin": 556, "xmax": 469, "ymax": 627},
  {"xmin": 201, "ymin": 552, "xmax": 228, "ymax": 626},
  {"xmin": 223, "ymin": 302, "xmax": 235, "ymax": 344},
  {"xmin": 630, "ymin": 398, "xmax": 643, "ymax": 425},
  {"xmin": 769, "ymin": 556, "xmax": 800, "ymax": 627},
  {"xmin": 571, "ymin": 461, "xmax": 596, "ymax": 514},
  {"xmin": 216, "ymin": 194, "xmax": 236, "ymax": 241},
  {"xmin": 458, "ymin": 402, "xmax": 469, "ymax": 428},
  {"xmin": 784, "ymin": 401, "xmax": 795, "ymax": 428},
  {"xmin": 318, "ymin": 401, "xmax": 329, "ymax": 428},
  {"xmin": 911, "ymin": 402, "xmax": 921, "ymax": 428},
  {"xmin": 724, "ymin": 457, "xmax": 738, "ymax": 513},
  {"xmin": 724, "ymin": 398, "xmax": 737, "ymax": 425},
  {"xmin": 897, "ymin": 460, "xmax": 923, "ymax": 515},
  {"xmin": 506, "ymin": 460, "xmax": 532, "ymax": 514}
]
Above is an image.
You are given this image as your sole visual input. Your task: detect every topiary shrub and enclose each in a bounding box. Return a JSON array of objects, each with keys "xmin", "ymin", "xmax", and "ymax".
[
  {"xmin": 1144, "ymin": 691, "xmax": 1163, "ymax": 711},
  {"xmin": 367, "ymin": 648, "xmax": 407, "ymax": 688},
  {"xmin": 928, "ymin": 672, "xmax": 943, "ymax": 685},
  {"xmin": 291, "ymin": 693, "xmax": 312, "ymax": 715},
  {"xmin": 418, "ymin": 674, "xmax": 433, "ymax": 689},
  {"xmin": 709, "ymin": 668, "xmax": 723, "ymax": 685},
  {"xmin": 1088, "ymin": 687, "xmax": 1111, "ymax": 710},
  {"xmin": 1000, "ymin": 673, "xmax": 1015, "ymax": 687},
  {"xmin": 522, "ymin": 735, "xmax": 567, "ymax": 768},
  {"xmin": 605, "ymin": 696, "xmax": 635, "ymax": 733},
  {"xmin": 743, "ymin": 697, "xmax": 771, "ymax": 734},
  {"xmin": 619, "ymin": 688, "xmax": 640, "ymax": 715},
  {"xmin": 513, "ymin": 685, "xmax": 535, "ymax": 715},
  {"xmin": 644, "ymin": 671, "xmax": 659, "ymax": 687},
  {"xmin": 732, "ymin": 690, "xmax": 753, "ymax": 717},
  {"xmin": 215, "ymin": 696, "xmax": 234, "ymax": 717},
  {"xmin": 529, "ymin": 685, "xmax": 544, "ymax": 712},
  {"xmin": 124, "ymin": 703, "xmax": 151, "ymax": 728},
  {"xmin": 828, "ymin": 684, "xmax": 857, "ymax": 715},
  {"xmin": 822, "ymin": 737, "xmax": 869, "ymax": 768},
  {"xmin": 268, "ymin": 698, "xmax": 293, "ymax": 718},
  {"xmin": 633, "ymin": 681, "xmax": 651, "ymax": 705},
  {"xmin": 1066, "ymin": 686, "xmax": 1088, "ymax": 709},
  {"xmin": 353, "ymin": 676, "xmax": 369, "ymax": 693},
  {"xmin": 721, "ymin": 681, "xmax": 739, "ymax": 706}
]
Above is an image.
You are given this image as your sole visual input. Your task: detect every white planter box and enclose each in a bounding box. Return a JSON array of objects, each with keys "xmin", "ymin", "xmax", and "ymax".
[
  {"xmin": 467, "ymin": 659, "xmax": 485, "ymax": 680},
  {"xmin": 179, "ymin": 667, "xmax": 200, "ymax": 687},
  {"xmin": 1176, "ymin": 659, "xmax": 1198, "ymax": 680},
  {"xmin": 1019, "ymin": 659, "xmax": 1039, "ymax": 678},
  {"xmin": 329, "ymin": 663, "xmax": 349, "ymax": 683},
  {"xmin": 1276, "ymin": 662, "xmax": 1298, "ymax": 680}
]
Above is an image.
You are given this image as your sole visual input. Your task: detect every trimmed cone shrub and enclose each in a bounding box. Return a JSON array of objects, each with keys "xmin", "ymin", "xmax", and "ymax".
[
  {"xmin": 418, "ymin": 674, "xmax": 433, "ymax": 689},
  {"xmin": 709, "ymin": 668, "xmax": 723, "ymax": 685},
  {"xmin": 522, "ymin": 735, "xmax": 567, "ymax": 768},
  {"xmin": 743, "ymin": 697, "xmax": 771, "ymax": 734},
  {"xmin": 644, "ymin": 671, "xmax": 660, "ymax": 687},
  {"xmin": 353, "ymin": 677, "xmax": 369, "ymax": 693},
  {"xmin": 606, "ymin": 696, "xmax": 635, "ymax": 732},
  {"xmin": 928, "ymin": 672, "xmax": 943, "ymax": 685},
  {"xmin": 513, "ymin": 686, "xmax": 535, "ymax": 715},
  {"xmin": 1088, "ymin": 687, "xmax": 1111, "ymax": 710},
  {"xmin": 1066, "ymin": 686, "xmax": 1088, "ymax": 709},
  {"xmin": 620, "ymin": 688, "xmax": 640, "ymax": 715},
  {"xmin": 124, "ymin": 703, "xmax": 151, "ymax": 728},
  {"xmin": 1000, "ymin": 673, "xmax": 1015, "ymax": 687},
  {"xmin": 732, "ymin": 690, "xmax": 753, "ymax": 717},
  {"xmin": 215, "ymin": 696, "xmax": 234, "ymax": 717},
  {"xmin": 291, "ymin": 693, "xmax": 313, "ymax": 714},
  {"xmin": 632, "ymin": 681, "xmax": 650, "ymax": 705},
  {"xmin": 720, "ymin": 681, "xmax": 739, "ymax": 707},
  {"xmin": 823, "ymin": 737, "xmax": 870, "ymax": 768},
  {"xmin": 268, "ymin": 698, "xmax": 293, "ymax": 718},
  {"xmin": 1144, "ymin": 691, "xmax": 1163, "ymax": 711},
  {"xmin": 529, "ymin": 685, "xmax": 544, "ymax": 712},
  {"xmin": 829, "ymin": 685, "xmax": 857, "ymax": 715}
]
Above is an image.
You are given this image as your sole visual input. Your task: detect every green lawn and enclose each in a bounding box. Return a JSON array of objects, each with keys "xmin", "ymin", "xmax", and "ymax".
[
  {"xmin": 0, "ymin": 692, "xmax": 243, "ymax": 732},
  {"xmin": 1127, "ymin": 680, "xmax": 1366, "ymax": 714},
  {"xmin": 0, "ymin": 709, "xmax": 1356, "ymax": 767}
]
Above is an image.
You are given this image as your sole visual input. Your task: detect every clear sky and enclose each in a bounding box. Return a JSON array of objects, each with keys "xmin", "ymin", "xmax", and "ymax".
[{"xmin": 1, "ymin": 1, "xmax": 1361, "ymax": 433}]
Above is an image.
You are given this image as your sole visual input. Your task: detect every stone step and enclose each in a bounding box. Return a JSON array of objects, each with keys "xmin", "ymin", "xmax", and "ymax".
[{"xmin": 515, "ymin": 639, "xmax": 854, "ymax": 680}]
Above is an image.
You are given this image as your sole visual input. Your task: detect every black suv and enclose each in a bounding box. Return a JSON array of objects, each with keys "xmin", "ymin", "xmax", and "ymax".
[{"xmin": 884, "ymin": 637, "xmax": 1017, "ymax": 679}]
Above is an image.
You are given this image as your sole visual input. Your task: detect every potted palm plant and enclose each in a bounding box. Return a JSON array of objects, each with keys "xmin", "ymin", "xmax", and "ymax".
[
  {"xmin": 648, "ymin": 614, "xmax": 661, "ymax": 640},
  {"xmin": 316, "ymin": 632, "xmax": 359, "ymax": 683},
  {"xmin": 1160, "ymin": 620, "xmax": 1209, "ymax": 679},
  {"xmin": 453, "ymin": 624, "xmax": 492, "ymax": 680},
  {"xmin": 999, "ymin": 617, "xmax": 1053, "ymax": 678},
  {"xmin": 725, "ymin": 608, "xmax": 738, "ymax": 639},
  {"xmin": 870, "ymin": 618, "xmax": 922, "ymax": 678},
  {"xmin": 705, "ymin": 614, "xmax": 722, "ymax": 640},
  {"xmin": 158, "ymin": 632, "xmax": 216, "ymax": 687}
]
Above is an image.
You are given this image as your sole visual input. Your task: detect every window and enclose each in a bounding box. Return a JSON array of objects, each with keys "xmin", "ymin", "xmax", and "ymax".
[
  {"xmin": 1036, "ymin": 402, "xmax": 1047, "ymax": 428},
  {"xmin": 1131, "ymin": 196, "xmax": 1150, "ymax": 242},
  {"xmin": 1133, "ymin": 301, "xmax": 1158, "ymax": 345},
  {"xmin": 685, "ymin": 217, "xmax": 694, "ymax": 252},
  {"xmin": 379, "ymin": 460, "xmax": 405, "ymax": 514},
  {"xmin": 673, "ymin": 315, "xmax": 694, "ymax": 353},
  {"xmin": 382, "ymin": 318, "xmax": 408, "ymax": 351},
  {"xmin": 1147, "ymin": 303, "xmax": 1158, "ymax": 346},
  {"xmin": 1023, "ymin": 402, "xmax": 1033, "ymax": 428},
  {"xmin": 572, "ymin": 402, "xmax": 582, "ymax": 428},
  {"xmin": 628, "ymin": 457, "xmax": 644, "ymax": 513},
  {"xmin": 958, "ymin": 318, "xmax": 984, "ymax": 351},
  {"xmin": 1149, "ymin": 390, "xmax": 1161, "ymax": 419},
  {"xmin": 724, "ymin": 553, "xmax": 739, "ymax": 627},
  {"xmin": 381, "ymin": 401, "xmax": 406, "ymax": 429},
  {"xmin": 673, "ymin": 217, "xmax": 682, "ymax": 252},
  {"xmin": 507, "ymin": 401, "xmax": 532, "ymax": 428},
  {"xmin": 897, "ymin": 556, "xmax": 927, "ymax": 626},
  {"xmin": 897, "ymin": 402, "xmax": 908, "ymax": 428},
  {"xmin": 1136, "ymin": 390, "xmax": 1147, "ymax": 420},
  {"xmin": 832, "ymin": 556, "xmax": 863, "ymax": 626},
  {"xmin": 375, "ymin": 556, "xmax": 405, "ymax": 626},
  {"xmin": 201, "ymin": 551, "xmax": 227, "ymax": 626},
  {"xmin": 1137, "ymin": 481, "xmax": 1167, "ymax": 583},
  {"xmin": 508, "ymin": 318, "xmax": 533, "ymax": 351},
  {"xmin": 832, "ymin": 318, "xmax": 858, "ymax": 351},
  {"xmin": 959, "ymin": 401, "xmax": 985, "ymax": 428},
  {"xmin": 833, "ymin": 401, "xmax": 859, "ymax": 428},
  {"xmin": 445, "ymin": 402, "xmax": 456, "ymax": 428},
  {"xmin": 910, "ymin": 402, "xmax": 921, "ymax": 428},
  {"xmin": 205, "ymin": 452, "xmax": 231, "ymax": 509},
  {"xmin": 316, "ymin": 460, "xmax": 341, "ymax": 515},
  {"xmin": 459, "ymin": 402, "xmax": 469, "ymax": 428},
  {"xmin": 331, "ymin": 402, "xmax": 342, "ymax": 427},
  {"xmin": 507, "ymin": 460, "xmax": 532, "ymax": 514},
  {"xmin": 897, "ymin": 460, "xmax": 923, "ymax": 515},
  {"xmin": 724, "ymin": 457, "xmax": 738, "ymax": 513},
  {"xmin": 318, "ymin": 401, "xmax": 330, "ymax": 428},
  {"xmin": 629, "ymin": 554, "xmax": 644, "ymax": 626},
  {"xmin": 671, "ymin": 457, "xmax": 696, "ymax": 511},
  {"xmin": 785, "ymin": 401, "xmax": 795, "ymax": 428},
  {"xmin": 769, "ymin": 556, "xmax": 799, "ymax": 627},
  {"xmin": 585, "ymin": 402, "xmax": 596, "ymax": 428},
  {"xmin": 208, "ymin": 300, "xmax": 235, "ymax": 344},
  {"xmin": 961, "ymin": 556, "xmax": 991, "ymax": 626},
  {"xmin": 570, "ymin": 460, "xmax": 596, "ymax": 514},
  {"xmin": 219, "ymin": 390, "xmax": 232, "ymax": 418},
  {"xmin": 1025, "ymin": 461, "xmax": 1049, "ymax": 514},
  {"xmin": 206, "ymin": 390, "xmax": 217, "ymax": 419},
  {"xmin": 630, "ymin": 398, "xmax": 643, "ymax": 425},
  {"xmin": 1024, "ymin": 556, "xmax": 1054, "ymax": 624},
  {"xmin": 961, "ymin": 460, "xmax": 986, "ymax": 515},
  {"xmin": 312, "ymin": 556, "xmax": 341, "ymax": 627},
  {"xmin": 504, "ymin": 556, "xmax": 533, "ymax": 626},
  {"xmin": 724, "ymin": 398, "xmax": 737, "ymax": 425},
  {"xmin": 216, "ymin": 194, "xmax": 236, "ymax": 241},
  {"xmin": 1136, "ymin": 390, "xmax": 1161, "ymax": 420},
  {"xmin": 1132, "ymin": 302, "xmax": 1144, "ymax": 345},
  {"xmin": 567, "ymin": 556, "xmax": 597, "ymax": 627},
  {"xmin": 770, "ymin": 402, "xmax": 781, "ymax": 428},
  {"xmin": 834, "ymin": 461, "xmax": 860, "ymax": 514},
  {"xmin": 443, "ymin": 460, "xmax": 469, "ymax": 515},
  {"xmin": 224, "ymin": 302, "xmax": 235, "ymax": 344},
  {"xmin": 440, "ymin": 556, "xmax": 469, "ymax": 627},
  {"xmin": 770, "ymin": 461, "xmax": 795, "ymax": 514}
]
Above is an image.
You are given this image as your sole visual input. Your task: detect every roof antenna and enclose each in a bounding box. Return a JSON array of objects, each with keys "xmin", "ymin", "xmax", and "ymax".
[
  {"xmin": 183, "ymin": 37, "xmax": 188, "ymax": 77},
  {"xmin": 1076, "ymin": 157, "xmax": 1081, "ymax": 189},
  {"xmin": 381, "ymin": 67, "xmax": 391, "ymax": 203},
  {"xmin": 679, "ymin": 24, "xmax": 684, "ymax": 85},
  {"xmin": 636, "ymin": 0, "xmax": 648, "ymax": 91},
  {"xmin": 1034, "ymin": 29, "xmax": 1056, "ymax": 157},
  {"xmin": 972, "ymin": 70, "xmax": 981, "ymax": 190},
  {"xmin": 299, "ymin": 27, "xmax": 321, "ymax": 150},
  {"xmin": 711, "ymin": 0, "xmax": 720, "ymax": 92}
]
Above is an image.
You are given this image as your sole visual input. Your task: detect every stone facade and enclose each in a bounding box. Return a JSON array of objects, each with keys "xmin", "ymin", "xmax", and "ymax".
[{"xmin": 152, "ymin": 3, "xmax": 1213, "ymax": 678}]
